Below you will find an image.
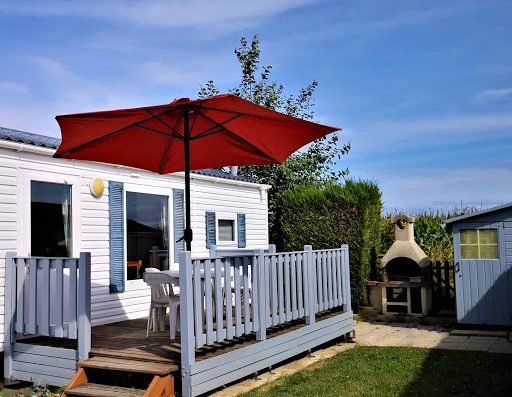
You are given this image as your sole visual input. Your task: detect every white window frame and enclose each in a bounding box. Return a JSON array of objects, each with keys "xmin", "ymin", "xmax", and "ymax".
[
  {"xmin": 19, "ymin": 169, "xmax": 81, "ymax": 257},
  {"xmin": 215, "ymin": 211, "xmax": 237, "ymax": 247},
  {"xmin": 124, "ymin": 183, "xmax": 172, "ymax": 286}
]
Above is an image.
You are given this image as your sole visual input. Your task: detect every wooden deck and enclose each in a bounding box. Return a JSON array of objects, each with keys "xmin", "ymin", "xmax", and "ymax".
[
  {"xmin": 90, "ymin": 308, "xmax": 344, "ymax": 365},
  {"xmin": 18, "ymin": 307, "xmax": 344, "ymax": 368}
]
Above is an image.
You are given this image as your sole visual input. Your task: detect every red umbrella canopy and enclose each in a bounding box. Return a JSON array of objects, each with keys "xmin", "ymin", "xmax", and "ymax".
[{"xmin": 54, "ymin": 94, "xmax": 340, "ymax": 174}]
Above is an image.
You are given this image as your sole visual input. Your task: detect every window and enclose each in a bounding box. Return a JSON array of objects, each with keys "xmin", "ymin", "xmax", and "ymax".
[
  {"xmin": 126, "ymin": 192, "xmax": 169, "ymax": 279},
  {"xmin": 31, "ymin": 181, "xmax": 72, "ymax": 257},
  {"xmin": 218, "ymin": 219, "xmax": 235, "ymax": 242},
  {"xmin": 460, "ymin": 229, "xmax": 498, "ymax": 259}
]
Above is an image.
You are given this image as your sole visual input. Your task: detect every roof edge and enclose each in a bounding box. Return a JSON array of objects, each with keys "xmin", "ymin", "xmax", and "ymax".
[
  {"xmin": 443, "ymin": 202, "xmax": 512, "ymax": 225},
  {"xmin": 0, "ymin": 126, "xmax": 264, "ymax": 186}
]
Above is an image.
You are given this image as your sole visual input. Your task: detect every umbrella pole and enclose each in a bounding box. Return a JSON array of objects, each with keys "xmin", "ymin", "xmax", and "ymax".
[{"xmin": 183, "ymin": 108, "xmax": 193, "ymax": 252}]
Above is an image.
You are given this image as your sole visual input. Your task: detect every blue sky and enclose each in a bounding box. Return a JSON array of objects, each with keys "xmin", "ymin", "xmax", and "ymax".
[{"xmin": 1, "ymin": 0, "xmax": 511, "ymax": 213}]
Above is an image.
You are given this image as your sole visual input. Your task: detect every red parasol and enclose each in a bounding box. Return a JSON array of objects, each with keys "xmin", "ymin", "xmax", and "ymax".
[{"xmin": 54, "ymin": 94, "xmax": 341, "ymax": 250}]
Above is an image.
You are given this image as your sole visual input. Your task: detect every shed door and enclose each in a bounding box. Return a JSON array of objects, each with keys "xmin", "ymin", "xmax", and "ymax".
[{"xmin": 455, "ymin": 224, "xmax": 512, "ymax": 326}]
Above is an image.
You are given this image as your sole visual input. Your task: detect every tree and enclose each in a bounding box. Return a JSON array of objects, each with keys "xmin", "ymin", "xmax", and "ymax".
[{"xmin": 199, "ymin": 35, "xmax": 350, "ymax": 242}]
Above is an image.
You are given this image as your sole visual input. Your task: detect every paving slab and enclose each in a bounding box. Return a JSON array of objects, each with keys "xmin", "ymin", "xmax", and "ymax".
[{"xmin": 450, "ymin": 329, "xmax": 509, "ymax": 338}]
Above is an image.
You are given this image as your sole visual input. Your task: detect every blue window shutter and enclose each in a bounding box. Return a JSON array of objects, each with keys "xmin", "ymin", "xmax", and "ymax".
[
  {"xmin": 237, "ymin": 213, "xmax": 246, "ymax": 248},
  {"xmin": 109, "ymin": 181, "xmax": 125, "ymax": 293},
  {"xmin": 173, "ymin": 189, "xmax": 185, "ymax": 262},
  {"xmin": 206, "ymin": 212, "xmax": 216, "ymax": 249}
]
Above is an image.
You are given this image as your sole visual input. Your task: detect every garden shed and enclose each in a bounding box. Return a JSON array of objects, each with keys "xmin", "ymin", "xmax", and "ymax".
[{"xmin": 444, "ymin": 203, "xmax": 512, "ymax": 326}]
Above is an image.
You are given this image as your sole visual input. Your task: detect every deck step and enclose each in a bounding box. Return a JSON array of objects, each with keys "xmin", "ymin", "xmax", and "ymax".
[
  {"xmin": 63, "ymin": 357, "xmax": 175, "ymax": 397},
  {"xmin": 63, "ymin": 383, "xmax": 145, "ymax": 397},
  {"xmin": 78, "ymin": 356, "xmax": 178, "ymax": 375}
]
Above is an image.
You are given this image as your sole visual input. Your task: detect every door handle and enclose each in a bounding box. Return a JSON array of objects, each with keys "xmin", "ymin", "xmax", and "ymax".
[{"xmin": 454, "ymin": 262, "xmax": 460, "ymax": 273}]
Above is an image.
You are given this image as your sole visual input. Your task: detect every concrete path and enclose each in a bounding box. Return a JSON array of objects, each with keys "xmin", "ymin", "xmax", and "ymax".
[
  {"xmin": 356, "ymin": 320, "xmax": 512, "ymax": 353},
  {"xmin": 210, "ymin": 320, "xmax": 512, "ymax": 396}
]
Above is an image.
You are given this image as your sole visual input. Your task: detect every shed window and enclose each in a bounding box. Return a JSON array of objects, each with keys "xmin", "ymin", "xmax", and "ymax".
[
  {"xmin": 218, "ymin": 219, "xmax": 235, "ymax": 242},
  {"xmin": 460, "ymin": 229, "xmax": 498, "ymax": 259}
]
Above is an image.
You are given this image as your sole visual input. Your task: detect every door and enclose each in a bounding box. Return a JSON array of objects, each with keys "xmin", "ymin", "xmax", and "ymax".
[{"xmin": 455, "ymin": 223, "xmax": 512, "ymax": 326}]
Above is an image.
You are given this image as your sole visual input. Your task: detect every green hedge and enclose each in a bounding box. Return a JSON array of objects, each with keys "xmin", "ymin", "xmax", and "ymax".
[{"xmin": 275, "ymin": 180, "xmax": 382, "ymax": 310}]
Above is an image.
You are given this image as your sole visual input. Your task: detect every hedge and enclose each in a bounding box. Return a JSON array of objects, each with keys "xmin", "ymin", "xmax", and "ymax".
[{"xmin": 275, "ymin": 180, "xmax": 383, "ymax": 310}]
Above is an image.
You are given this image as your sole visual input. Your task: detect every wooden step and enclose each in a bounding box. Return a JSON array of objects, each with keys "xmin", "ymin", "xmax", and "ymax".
[
  {"xmin": 63, "ymin": 383, "xmax": 145, "ymax": 397},
  {"xmin": 78, "ymin": 356, "xmax": 178, "ymax": 375}
]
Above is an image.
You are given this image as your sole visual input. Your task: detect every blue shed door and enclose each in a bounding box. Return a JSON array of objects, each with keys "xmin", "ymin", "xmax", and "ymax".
[{"xmin": 455, "ymin": 223, "xmax": 512, "ymax": 326}]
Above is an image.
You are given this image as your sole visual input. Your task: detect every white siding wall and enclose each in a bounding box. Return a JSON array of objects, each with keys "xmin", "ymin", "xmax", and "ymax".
[
  {"xmin": 0, "ymin": 160, "xmax": 18, "ymax": 351},
  {"xmin": 0, "ymin": 146, "xmax": 269, "ymax": 350}
]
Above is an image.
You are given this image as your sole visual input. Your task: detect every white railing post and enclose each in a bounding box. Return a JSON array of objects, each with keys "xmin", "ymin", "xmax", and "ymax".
[
  {"xmin": 341, "ymin": 245, "xmax": 352, "ymax": 312},
  {"xmin": 180, "ymin": 251, "xmax": 194, "ymax": 397},
  {"xmin": 4, "ymin": 252, "xmax": 16, "ymax": 380},
  {"xmin": 256, "ymin": 250, "xmax": 267, "ymax": 341},
  {"xmin": 209, "ymin": 244, "xmax": 217, "ymax": 257},
  {"xmin": 78, "ymin": 252, "xmax": 91, "ymax": 361},
  {"xmin": 304, "ymin": 245, "xmax": 316, "ymax": 325},
  {"xmin": 267, "ymin": 244, "xmax": 276, "ymax": 254}
]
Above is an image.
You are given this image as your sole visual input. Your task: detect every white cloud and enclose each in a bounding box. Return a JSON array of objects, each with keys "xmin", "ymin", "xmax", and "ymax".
[
  {"xmin": 0, "ymin": 0, "xmax": 321, "ymax": 32},
  {"xmin": 0, "ymin": 81, "xmax": 29, "ymax": 94},
  {"xmin": 474, "ymin": 87, "xmax": 512, "ymax": 102},
  {"xmin": 344, "ymin": 113, "xmax": 512, "ymax": 159},
  {"xmin": 135, "ymin": 51, "xmax": 237, "ymax": 87},
  {"xmin": 380, "ymin": 164, "xmax": 512, "ymax": 213}
]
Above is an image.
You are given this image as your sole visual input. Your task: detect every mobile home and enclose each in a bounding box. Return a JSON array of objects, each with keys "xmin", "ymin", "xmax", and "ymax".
[{"xmin": 0, "ymin": 126, "xmax": 354, "ymax": 396}]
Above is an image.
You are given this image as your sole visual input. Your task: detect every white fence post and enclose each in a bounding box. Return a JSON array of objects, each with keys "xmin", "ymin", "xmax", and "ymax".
[
  {"xmin": 4, "ymin": 252, "xmax": 16, "ymax": 380},
  {"xmin": 341, "ymin": 245, "xmax": 352, "ymax": 312},
  {"xmin": 304, "ymin": 245, "xmax": 316, "ymax": 325},
  {"xmin": 209, "ymin": 244, "xmax": 217, "ymax": 257},
  {"xmin": 256, "ymin": 250, "xmax": 267, "ymax": 341},
  {"xmin": 267, "ymin": 244, "xmax": 276, "ymax": 254},
  {"xmin": 180, "ymin": 251, "xmax": 194, "ymax": 397},
  {"xmin": 78, "ymin": 252, "xmax": 91, "ymax": 362}
]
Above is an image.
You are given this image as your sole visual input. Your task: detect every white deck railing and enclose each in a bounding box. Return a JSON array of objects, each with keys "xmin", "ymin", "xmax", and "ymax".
[
  {"xmin": 4, "ymin": 253, "xmax": 91, "ymax": 360},
  {"xmin": 179, "ymin": 245, "xmax": 351, "ymax": 352}
]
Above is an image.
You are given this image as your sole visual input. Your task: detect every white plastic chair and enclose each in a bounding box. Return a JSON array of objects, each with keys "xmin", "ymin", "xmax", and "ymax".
[{"xmin": 143, "ymin": 269, "xmax": 180, "ymax": 340}]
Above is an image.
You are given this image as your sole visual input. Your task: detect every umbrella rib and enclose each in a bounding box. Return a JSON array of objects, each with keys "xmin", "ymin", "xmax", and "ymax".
[
  {"xmin": 159, "ymin": 135, "xmax": 176, "ymax": 174},
  {"xmin": 145, "ymin": 109, "xmax": 183, "ymax": 140},
  {"xmin": 193, "ymin": 108, "xmax": 279, "ymax": 163},
  {"xmin": 56, "ymin": 106, "xmax": 181, "ymax": 156},
  {"xmin": 191, "ymin": 114, "xmax": 243, "ymax": 140},
  {"xmin": 196, "ymin": 104, "xmax": 280, "ymax": 121},
  {"xmin": 135, "ymin": 124, "xmax": 181, "ymax": 140},
  {"xmin": 158, "ymin": 110, "xmax": 184, "ymax": 174}
]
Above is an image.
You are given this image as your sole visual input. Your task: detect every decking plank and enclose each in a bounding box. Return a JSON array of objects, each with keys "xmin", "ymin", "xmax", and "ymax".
[
  {"xmin": 19, "ymin": 308, "xmax": 345, "ymax": 370},
  {"xmin": 78, "ymin": 356, "xmax": 177, "ymax": 374},
  {"xmin": 65, "ymin": 383, "xmax": 145, "ymax": 397}
]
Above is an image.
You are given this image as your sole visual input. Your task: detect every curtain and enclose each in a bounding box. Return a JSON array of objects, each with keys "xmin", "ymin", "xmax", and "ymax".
[
  {"xmin": 161, "ymin": 198, "xmax": 169, "ymax": 270},
  {"xmin": 61, "ymin": 189, "xmax": 71, "ymax": 256}
]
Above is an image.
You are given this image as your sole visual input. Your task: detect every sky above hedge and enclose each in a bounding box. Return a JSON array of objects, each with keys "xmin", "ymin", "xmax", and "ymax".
[{"xmin": 1, "ymin": 0, "xmax": 510, "ymax": 213}]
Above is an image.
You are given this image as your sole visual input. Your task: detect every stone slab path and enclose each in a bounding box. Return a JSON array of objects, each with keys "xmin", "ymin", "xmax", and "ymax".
[
  {"xmin": 356, "ymin": 320, "xmax": 512, "ymax": 354},
  {"xmin": 210, "ymin": 320, "xmax": 512, "ymax": 396}
]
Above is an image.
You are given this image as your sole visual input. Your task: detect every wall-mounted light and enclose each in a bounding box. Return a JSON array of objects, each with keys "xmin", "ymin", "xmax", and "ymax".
[{"xmin": 90, "ymin": 178, "xmax": 105, "ymax": 197}]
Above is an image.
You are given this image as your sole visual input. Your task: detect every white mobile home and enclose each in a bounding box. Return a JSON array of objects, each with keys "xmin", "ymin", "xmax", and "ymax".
[
  {"xmin": 0, "ymin": 126, "xmax": 270, "ymax": 344},
  {"xmin": 0, "ymin": 126, "xmax": 354, "ymax": 396}
]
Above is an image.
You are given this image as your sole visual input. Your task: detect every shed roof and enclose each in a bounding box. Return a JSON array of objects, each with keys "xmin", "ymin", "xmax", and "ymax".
[
  {"xmin": 0, "ymin": 126, "xmax": 256, "ymax": 183},
  {"xmin": 444, "ymin": 202, "xmax": 512, "ymax": 225}
]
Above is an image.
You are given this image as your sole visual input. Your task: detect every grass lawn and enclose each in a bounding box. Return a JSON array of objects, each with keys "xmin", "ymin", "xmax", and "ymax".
[{"xmin": 240, "ymin": 346, "xmax": 512, "ymax": 397}]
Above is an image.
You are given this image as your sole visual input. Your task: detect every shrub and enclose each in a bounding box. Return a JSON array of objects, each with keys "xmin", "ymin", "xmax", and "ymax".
[{"xmin": 275, "ymin": 180, "xmax": 382, "ymax": 310}]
